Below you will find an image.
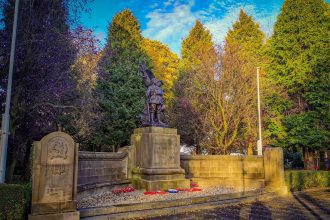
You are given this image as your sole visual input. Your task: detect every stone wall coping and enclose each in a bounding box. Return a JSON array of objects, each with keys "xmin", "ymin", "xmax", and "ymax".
[
  {"xmin": 139, "ymin": 168, "xmax": 185, "ymax": 175},
  {"xmin": 78, "ymin": 151, "xmax": 128, "ymax": 160},
  {"xmin": 180, "ymin": 154, "xmax": 264, "ymax": 160},
  {"xmin": 133, "ymin": 126, "xmax": 177, "ymax": 134}
]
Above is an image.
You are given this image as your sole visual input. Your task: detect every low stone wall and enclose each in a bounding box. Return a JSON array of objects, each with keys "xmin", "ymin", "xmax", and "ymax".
[
  {"xmin": 180, "ymin": 155, "xmax": 265, "ymax": 189},
  {"xmin": 77, "ymin": 151, "xmax": 130, "ymax": 198},
  {"xmin": 76, "ymin": 147, "xmax": 286, "ymax": 197}
]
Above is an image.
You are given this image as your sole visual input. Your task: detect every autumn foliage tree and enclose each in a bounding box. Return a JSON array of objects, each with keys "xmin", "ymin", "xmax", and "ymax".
[
  {"xmin": 171, "ymin": 20, "xmax": 216, "ymax": 153},
  {"xmin": 224, "ymin": 10, "xmax": 262, "ymax": 151},
  {"xmin": 195, "ymin": 46, "xmax": 257, "ymax": 154},
  {"xmin": 69, "ymin": 27, "xmax": 102, "ymax": 149}
]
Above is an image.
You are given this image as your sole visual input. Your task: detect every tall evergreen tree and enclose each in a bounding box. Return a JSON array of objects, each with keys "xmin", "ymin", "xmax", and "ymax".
[
  {"xmin": 268, "ymin": 0, "xmax": 330, "ymax": 150},
  {"xmin": 94, "ymin": 10, "xmax": 150, "ymax": 151},
  {"xmin": 171, "ymin": 20, "xmax": 215, "ymax": 153},
  {"xmin": 181, "ymin": 20, "xmax": 215, "ymax": 66},
  {"xmin": 225, "ymin": 9, "xmax": 264, "ymax": 61}
]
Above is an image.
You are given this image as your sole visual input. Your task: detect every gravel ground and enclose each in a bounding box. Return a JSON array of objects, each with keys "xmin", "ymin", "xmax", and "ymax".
[{"xmin": 77, "ymin": 186, "xmax": 243, "ymax": 209}]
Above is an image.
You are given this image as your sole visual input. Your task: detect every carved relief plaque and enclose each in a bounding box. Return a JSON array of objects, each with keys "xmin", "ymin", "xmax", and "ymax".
[
  {"xmin": 48, "ymin": 137, "xmax": 68, "ymax": 160},
  {"xmin": 31, "ymin": 131, "xmax": 78, "ymax": 215}
]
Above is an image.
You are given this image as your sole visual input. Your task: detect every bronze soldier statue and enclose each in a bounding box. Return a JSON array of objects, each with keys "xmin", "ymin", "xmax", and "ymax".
[{"xmin": 140, "ymin": 64, "xmax": 168, "ymax": 127}]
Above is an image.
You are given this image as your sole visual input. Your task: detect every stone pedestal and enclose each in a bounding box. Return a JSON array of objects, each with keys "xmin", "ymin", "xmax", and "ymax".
[
  {"xmin": 264, "ymin": 147, "xmax": 288, "ymax": 195},
  {"xmin": 29, "ymin": 131, "xmax": 79, "ymax": 220},
  {"xmin": 131, "ymin": 127, "xmax": 190, "ymax": 191}
]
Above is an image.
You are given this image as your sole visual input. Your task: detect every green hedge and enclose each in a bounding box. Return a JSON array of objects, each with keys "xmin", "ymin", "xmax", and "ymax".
[
  {"xmin": 285, "ymin": 170, "xmax": 330, "ymax": 191},
  {"xmin": 0, "ymin": 183, "xmax": 31, "ymax": 220}
]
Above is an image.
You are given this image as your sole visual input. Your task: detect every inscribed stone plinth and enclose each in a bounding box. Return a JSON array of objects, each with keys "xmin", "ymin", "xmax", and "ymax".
[
  {"xmin": 29, "ymin": 131, "xmax": 79, "ymax": 220},
  {"xmin": 131, "ymin": 127, "xmax": 190, "ymax": 190}
]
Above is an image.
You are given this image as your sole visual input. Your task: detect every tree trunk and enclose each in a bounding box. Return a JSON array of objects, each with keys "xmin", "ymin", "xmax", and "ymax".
[
  {"xmin": 6, "ymin": 156, "xmax": 16, "ymax": 183},
  {"xmin": 22, "ymin": 142, "xmax": 32, "ymax": 181},
  {"xmin": 303, "ymin": 147, "xmax": 315, "ymax": 170},
  {"xmin": 196, "ymin": 145, "xmax": 202, "ymax": 154}
]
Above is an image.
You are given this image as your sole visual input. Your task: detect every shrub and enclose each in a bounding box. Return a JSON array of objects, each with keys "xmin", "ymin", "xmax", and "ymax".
[
  {"xmin": 284, "ymin": 149, "xmax": 304, "ymax": 169},
  {"xmin": 0, "ymin": 183, "xmax": 31, "ymax": 220},
  {"xmin": 285, "ymin": 170, "xmax": 330, "ymax": 191}
]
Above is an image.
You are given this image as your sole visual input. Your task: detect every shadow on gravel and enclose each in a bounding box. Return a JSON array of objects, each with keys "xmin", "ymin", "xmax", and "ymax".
[
  {"xmin": 293, "ymin": 193, "xmax": 324, "ymax": 220},
  {"xmin": 298, "ymin": 192, "xmax": 330, "ymax": 215},
  {"xmin": 248, "ymin": 202, "xmax": 272, "ymax": 220},
  {"xmin": 146, "ymin": 202, "xmax": 272, "ymax": 220}
]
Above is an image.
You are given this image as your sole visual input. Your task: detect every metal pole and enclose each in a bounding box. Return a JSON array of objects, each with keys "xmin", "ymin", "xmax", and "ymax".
[
  {"xmin": 0, "ymin": 115, "xmax": 4, "ymax": 162},
  {"xmin": 257, "ymin": 67, "xmax": 263, "ymax": 156},
  {"xmin": 0, "ymin": 0, "xmax": 20, "ymax": 183}
]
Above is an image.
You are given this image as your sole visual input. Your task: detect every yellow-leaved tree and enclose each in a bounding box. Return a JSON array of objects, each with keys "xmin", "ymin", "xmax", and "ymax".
[{"xmin": 71, "ymin": 50, "xmax": 102, "ymax": 148}]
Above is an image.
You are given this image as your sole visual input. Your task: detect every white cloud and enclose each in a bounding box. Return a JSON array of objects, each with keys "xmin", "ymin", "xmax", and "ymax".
[
  {"xmin": 205, "ymin": 4, "xmax": 279, "ymax": 45},
  {"xmin": 164, "ymin": 0, "xmax": 175, "ymax": 7},
  {"xmin": 204, "ymin": 6, "xmax": 243, "ymax": 45},
  {"xmin": 142, "ymin": 0, "xmax": 198, "ymax": 55},
  {"xmin": 257, "ymin": 10, "xmax": 279, "ymax": 38},
  {"xmin": 142, "ymin": 0, "xmax": 280, "ymax": 55}
]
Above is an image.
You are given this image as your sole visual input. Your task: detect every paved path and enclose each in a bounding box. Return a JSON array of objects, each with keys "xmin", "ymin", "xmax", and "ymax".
[{"xmin": 147, "ymin": 188, "xmax": 330, "ymax": 220}]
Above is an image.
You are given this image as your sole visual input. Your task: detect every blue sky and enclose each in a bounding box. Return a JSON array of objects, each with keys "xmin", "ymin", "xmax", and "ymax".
[
  {"xmin": 0, "ymin": 0, "xmax": 284, "ymax": 55},
  {"xmin": 80, "ymin": 0, "xmax": 284, "ymax": 55}
]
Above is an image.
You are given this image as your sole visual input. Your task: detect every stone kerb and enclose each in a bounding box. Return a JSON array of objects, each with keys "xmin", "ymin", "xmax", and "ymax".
[{"xmin": 29, "ymin": 131, "xmax": 79, "ymax": 220}]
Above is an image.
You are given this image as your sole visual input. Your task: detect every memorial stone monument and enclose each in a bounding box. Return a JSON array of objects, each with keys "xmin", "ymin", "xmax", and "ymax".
[
  {"xmin": 130, "ymin": 65, "xmax": 189, "ymax": 191},
  {"xmin": 29, "ymin": 131, "xmax": 79, "ymax": 220}
]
